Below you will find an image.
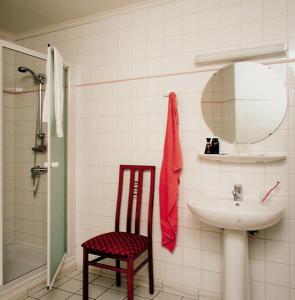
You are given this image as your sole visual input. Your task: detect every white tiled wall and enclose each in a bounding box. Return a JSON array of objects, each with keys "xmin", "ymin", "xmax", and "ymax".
[{"xmin": 17, "ymin": 0, "xmax": 295, "ymax": 298}]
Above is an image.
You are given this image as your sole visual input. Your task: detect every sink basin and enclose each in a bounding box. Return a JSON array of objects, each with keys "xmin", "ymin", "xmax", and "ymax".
[
  {"xmin": 187, "ymin": 199, "xmax": 284, "ymax": 231},
  {"xmin": 187, "ymin": 198, "xmax": 284, "ymax": 300}
]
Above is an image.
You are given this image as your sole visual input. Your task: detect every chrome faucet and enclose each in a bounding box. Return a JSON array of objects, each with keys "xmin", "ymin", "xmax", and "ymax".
[{"xmin": 232, "ymin": 184, "xmax": 242, "ymax": 201}]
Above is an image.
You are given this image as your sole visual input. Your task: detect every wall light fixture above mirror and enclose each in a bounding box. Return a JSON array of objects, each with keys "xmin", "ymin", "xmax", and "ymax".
[
  {"xmin": 195, "ymin": 43, "xmax": 286, "ymax": 66},
  {"xmin": 201, "ymin": 62, "xmax": 287, "ymax": 144}
]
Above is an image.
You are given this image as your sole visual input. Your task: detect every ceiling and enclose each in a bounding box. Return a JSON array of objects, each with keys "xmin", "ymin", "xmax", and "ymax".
[{"xmin": 0, "ymin": 0, "xmax": 152, "ymax": 37}]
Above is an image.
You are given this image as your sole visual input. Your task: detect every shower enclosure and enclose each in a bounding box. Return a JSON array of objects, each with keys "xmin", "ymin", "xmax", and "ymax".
[
  {"xmin": 0, "ymin": 40, "xmax": 68, "ymax": 289},
  {"xmin": 17, "ymin": 65, "xmax": 47, "ymax": 198}
]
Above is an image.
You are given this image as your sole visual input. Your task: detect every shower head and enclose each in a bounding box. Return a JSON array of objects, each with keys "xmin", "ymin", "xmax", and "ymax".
[
  {"xmin": 18, "ymin": 66, "xmax": 30, "ymax": 73},
  {"xmin": 18, "ymin": 66, "xmax": 36, "ymax": 77},
  {"xmin": 17, "ymin": 66, "xmax": 45, "ymax": 84}
]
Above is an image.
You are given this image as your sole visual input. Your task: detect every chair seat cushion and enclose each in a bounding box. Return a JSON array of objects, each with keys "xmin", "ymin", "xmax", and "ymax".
[{"xmin": 82, "ymin": 231, "xmax": 149, "ymax": 258}]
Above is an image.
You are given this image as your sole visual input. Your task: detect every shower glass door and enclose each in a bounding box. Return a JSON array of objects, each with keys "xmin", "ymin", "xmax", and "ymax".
[
  {"xmin": 47, "ymin": 60, "xmax": 67, "ymax": 288},
  {"xmin": 1, "ymin": 44, "xmax": 47, "ymax": 284}
]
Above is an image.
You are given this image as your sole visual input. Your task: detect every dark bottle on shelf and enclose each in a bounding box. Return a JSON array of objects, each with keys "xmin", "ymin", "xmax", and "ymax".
[
  {"xmin": 204, "ymin": 138, "xmax": 212, "ymax": 154},
  {"xmin": 211, "ymin": 138, "xmax": 219, "ymax": 154}
]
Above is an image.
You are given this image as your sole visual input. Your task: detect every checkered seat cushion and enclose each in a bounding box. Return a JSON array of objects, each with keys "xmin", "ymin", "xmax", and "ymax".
[{"xmin": 82, "ymin": 231, "xmax": 149, "ymax": 258}]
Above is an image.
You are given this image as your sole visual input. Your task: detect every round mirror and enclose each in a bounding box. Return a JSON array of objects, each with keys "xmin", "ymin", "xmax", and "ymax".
[{"xmin": 201, "ymin": 62, "xmax": 287, "ymax": 144}]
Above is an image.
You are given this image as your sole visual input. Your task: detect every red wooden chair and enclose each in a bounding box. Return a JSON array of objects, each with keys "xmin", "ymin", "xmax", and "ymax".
[{"xmin": 81, "ymin": 165, "xmax": 156, "ymax": 300}]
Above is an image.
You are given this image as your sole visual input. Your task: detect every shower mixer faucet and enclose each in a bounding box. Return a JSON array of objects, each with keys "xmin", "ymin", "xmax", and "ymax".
[
  {"xmin": 31, "ymin": 166, "xmax": 47, "ymax": 177},
  {"xmin": 31, "ymin": 166, "xmax": 48, "ymax": 197}
]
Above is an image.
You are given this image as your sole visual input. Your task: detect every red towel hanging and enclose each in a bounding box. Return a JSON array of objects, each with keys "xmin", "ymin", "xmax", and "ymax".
[{"xmin": 159, "ymin": 92, "xmax": 182, "ymax": 252}]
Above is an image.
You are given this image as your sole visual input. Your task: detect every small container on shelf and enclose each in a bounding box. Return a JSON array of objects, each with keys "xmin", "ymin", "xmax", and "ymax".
[
  {"xmin": 204, "ymin": 138, "xmax": 212, "ymax": 154},
  {"xmin": 211, "ymin": 137, "xmax": 219, "ymax": 154}
]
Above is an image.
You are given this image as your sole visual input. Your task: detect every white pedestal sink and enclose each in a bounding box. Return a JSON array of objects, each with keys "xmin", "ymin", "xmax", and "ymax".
[{"xmin": 187, "ymin": 199, "xmax": 284, "ymax": 300}]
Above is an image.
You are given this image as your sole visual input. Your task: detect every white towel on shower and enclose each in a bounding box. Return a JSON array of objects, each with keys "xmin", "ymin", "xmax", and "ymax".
[
  {"xmin": 43, "ymin": 46, "xmax": 64, "ymax": 138},
  {"xmin": 53, "ymin": 47, "xmax": 64, "ymax": 138},
  {"xmin": 42, "ymin": 47, "xmax": 52, "ymax": 124}
]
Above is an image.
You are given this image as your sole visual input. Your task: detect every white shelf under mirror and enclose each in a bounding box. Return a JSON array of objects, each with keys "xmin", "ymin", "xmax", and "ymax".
[{"xmin": 198, "ymin": 153, "xmax": 287, "ymax": 164}]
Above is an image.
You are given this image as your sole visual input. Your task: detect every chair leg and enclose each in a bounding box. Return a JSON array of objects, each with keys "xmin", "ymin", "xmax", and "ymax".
[
  {"xmin": 116, "ymin": 259, "xmax": 121, "ymax": 287},
  {"xmin": 127, "ymin": 259, "xmax": 134, "ymax": 300},
  {"xmin": 148, "ymin": 245, "xmax": 154, "ymax": 294},
  {"xmin": 83, "ymin": 248, "xmax": 89, "ymax": 300}
]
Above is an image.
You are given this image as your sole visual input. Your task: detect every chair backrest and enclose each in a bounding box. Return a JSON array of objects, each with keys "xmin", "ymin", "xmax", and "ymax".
[{"xmin": 115, "ymin": 165, "xmax": 155, "ymax": 239}]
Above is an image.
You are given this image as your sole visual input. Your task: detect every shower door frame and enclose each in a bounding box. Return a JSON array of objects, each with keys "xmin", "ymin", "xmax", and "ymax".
[{"xmin": 0, "ymin": 39, "xmax": 74, "ymax": 287}]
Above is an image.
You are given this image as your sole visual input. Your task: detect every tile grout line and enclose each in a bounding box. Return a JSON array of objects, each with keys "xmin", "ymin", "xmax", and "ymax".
[
  {"xmin": 29, "ymin": 286, "xmax": 58, "ymax": 300},
  {"xmin": 95, "ymin": 286, "xmax": 113, "ymax": 299},
  {"xmin": 29, "ymin": 271, "xmax": 195, "ymax": 300}
]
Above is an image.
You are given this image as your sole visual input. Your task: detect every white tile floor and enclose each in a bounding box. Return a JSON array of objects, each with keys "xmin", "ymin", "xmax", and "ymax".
[{"xmin": 25, "ymin": 269, "xmax": 195, "ymax": 300}]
